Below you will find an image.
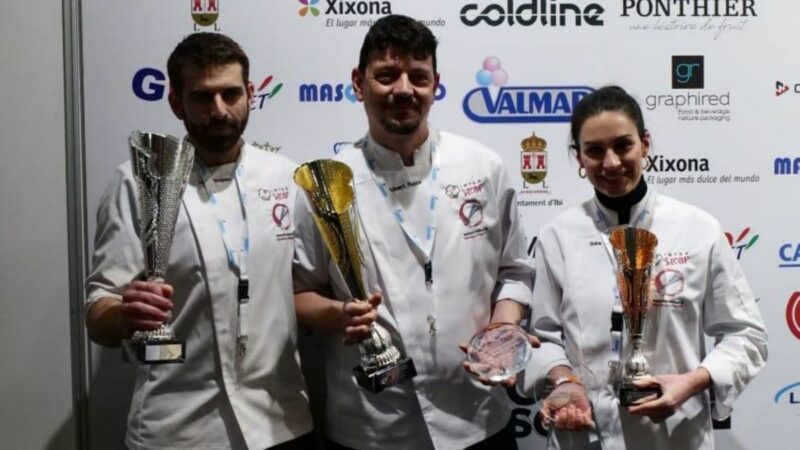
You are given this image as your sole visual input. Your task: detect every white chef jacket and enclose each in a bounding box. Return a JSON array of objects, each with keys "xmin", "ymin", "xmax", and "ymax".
[
  {"xmin": 86, "ymin": 143, "xmax": 313, "ymax": 450},
  {"xmin": 293, "ymin": 130, "xmax": 533, "ymax": 450},
  {"xmin": 525, "ymin": 189, "xmax": 767, "ymax": 450}
]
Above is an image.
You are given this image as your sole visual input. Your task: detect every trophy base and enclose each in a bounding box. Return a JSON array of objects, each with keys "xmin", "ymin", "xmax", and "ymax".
[
  {"xmin": 619, "ymin": 383, "xmax": 662, "ymax": 406},
  {"xmin": 353, "ymin": 357, "xmax": 417, "ymax": 394},
  {"xmin": 122, "ymin": 339, "xmax": 186, "ymax": 364}
]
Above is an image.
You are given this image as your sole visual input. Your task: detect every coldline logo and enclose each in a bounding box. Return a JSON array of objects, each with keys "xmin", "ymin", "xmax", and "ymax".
[
  {"xmin": 672, "ymin": 55, "xmax": 703, "ymax": 89},
  {"xmin": 459, "ymin": 0, "xmax": 604, "ymax": 27},
  {"xmin": 463, "ymin": 56, "xmax": 593, "ymax": 123}
]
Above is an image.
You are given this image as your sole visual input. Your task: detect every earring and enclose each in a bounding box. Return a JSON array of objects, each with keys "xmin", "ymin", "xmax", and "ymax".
[{"xmin": 578, "ymin": 166, "xmax": 587, "ymax": 179}]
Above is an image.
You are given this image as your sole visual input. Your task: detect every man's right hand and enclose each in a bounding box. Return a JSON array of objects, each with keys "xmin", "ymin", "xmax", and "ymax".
[
  {"xmin": 342, "ymin": 292, "xmax": 381, "ymax": 345},
  {"xmin": 120, "ymin": 281, "xmax": 174, "ymax": 336}
]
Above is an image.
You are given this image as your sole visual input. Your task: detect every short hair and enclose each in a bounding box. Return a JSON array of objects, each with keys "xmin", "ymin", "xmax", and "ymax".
[
  {"xmin": 167, "ymin": 32, "xmax": 249, "ymax": 95},
  {"xmin": 569, "ymin": 85, "xmax": 647, "ymax": 153},
  {"xmin": 358, "ymin": 14, "xmax": 438, "ymax": 73}
]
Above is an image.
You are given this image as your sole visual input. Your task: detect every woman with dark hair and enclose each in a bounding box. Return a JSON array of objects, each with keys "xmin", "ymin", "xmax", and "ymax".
[{"xmin": 525, "ymin": 86, "xmax": 767, "ymax": 449}]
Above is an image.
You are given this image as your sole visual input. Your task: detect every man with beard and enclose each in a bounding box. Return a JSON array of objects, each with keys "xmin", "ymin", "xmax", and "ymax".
[
  {"xmin": 85, "ymin": 33, "xmax": 314, "ymax": 450},
  {"xmin": 292, "ymin": 15, "xmax": 533, "ymax": 450}
]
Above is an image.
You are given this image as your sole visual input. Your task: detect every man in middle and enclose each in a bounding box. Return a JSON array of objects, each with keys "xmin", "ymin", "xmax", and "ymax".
[{"xmin": 292, "ymin": 14, "xmax": 533, "ymax": 450}]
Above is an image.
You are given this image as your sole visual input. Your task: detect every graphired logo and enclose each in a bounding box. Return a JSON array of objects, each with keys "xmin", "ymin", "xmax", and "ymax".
[
  {"xmin": 459, "ymin": 199, "xmax": 484, "ymax": 227},
  {"xmin": 272, "ymin": 203, "xmax": 291, "ymax": 230},
  {"xmin": 787, "ymin": 292, "xmax": 800, "ymax": 340},
  {"xmin": 520, "ymin": 132, "xmax": 547, "ymax": 184},
  {"xmin": 192, "ymin": 0, "xmax": 220, "ymax": 27},
  {"xmin": 672, "ymin": 55, "xmax": 704, "ymax": 89},
  {"xmin": 460, "ymin": 0, "xmax": 604, "ymax": 27},
  {"xmin": 725, "ymin": 227, "xmax": 759, "ymax": 259},
  {"xmin": 298, "ymin": 0, "xmax": 320, "ymax": 17},
  {"xmin": 463, "ymin": 56, "xmax": 592, "ymax": 123}
]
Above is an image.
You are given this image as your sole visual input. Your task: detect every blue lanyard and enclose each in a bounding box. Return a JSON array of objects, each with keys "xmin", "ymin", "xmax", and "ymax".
[
  {"xmin": 361, "ymin": 133, "xmax": 441, "ymax": 285},
  {"xmin": 360, "ymin": 133, "xmax": 441, "ymax": 335},
  {"xmin": 197, "ymin": 155, "xmax": 251, "ymax": 353}
]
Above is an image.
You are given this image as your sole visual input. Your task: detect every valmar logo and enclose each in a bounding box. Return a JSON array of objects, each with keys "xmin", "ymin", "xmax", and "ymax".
[
  {"xmin": 725, "ymin": 227, "xmax": 758, "ymax": 259},
  {"xmin": 463, "ymin": 56, "xmax": 593, "ymax": 123},
  {"xmin": 774, "ymin": 157, "xmax": 800, "ymax": 175},
  {"xmin": 774, "ymin": 381, "xmax": 800, "ymax": 405},
  {"xmin": 459, "ymin": 0, "xmax": 604, "ymax": 27},
  {"xmin": 787, "ymin": 292, "xmax": 800, "ymax": 340},
  {"xmin": 131, "ymin": 68, "xmax": 282, "ymax": 109}
]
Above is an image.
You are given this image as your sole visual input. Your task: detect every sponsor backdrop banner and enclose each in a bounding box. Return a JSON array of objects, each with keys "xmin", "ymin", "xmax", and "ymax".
[{"xmin": 82, "ymin": 1, "xmax": 796, "ymax": 448}]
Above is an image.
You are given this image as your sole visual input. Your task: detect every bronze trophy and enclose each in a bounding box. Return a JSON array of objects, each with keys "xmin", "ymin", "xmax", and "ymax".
[
  {"xmin": 294, "ymin": 159, "xmax": 417, "ymax": 393},
  {"xmin": 609, "ymin": 226, "xmax": 662, "ymax": 406}
]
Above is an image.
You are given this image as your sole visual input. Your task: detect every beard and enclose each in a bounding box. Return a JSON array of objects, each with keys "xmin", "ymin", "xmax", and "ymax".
[
  {"xmin": 184, "ymin": 111, "xmax": 249, "ymax": 155},
  {"xmin": 382, "ymin": 98, "xmax": 422, "ymax": 135}
]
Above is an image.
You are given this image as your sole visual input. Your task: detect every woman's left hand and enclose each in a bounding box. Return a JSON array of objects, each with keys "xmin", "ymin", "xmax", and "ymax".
[{"xmin": 626, "ymin": 368, "xmax": 711, "ymax": 423}]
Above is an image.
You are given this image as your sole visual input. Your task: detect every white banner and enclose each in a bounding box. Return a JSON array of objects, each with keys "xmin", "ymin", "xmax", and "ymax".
[{"xmin": 82, "ymin": 1, "xmax": 798, "ymax": 448}]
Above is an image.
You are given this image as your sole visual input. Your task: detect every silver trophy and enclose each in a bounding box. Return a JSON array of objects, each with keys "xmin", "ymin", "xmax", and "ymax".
[
  {"xmin": 122, "ymin": 131, "xmax": 194, "ymax": 364},
  {"xmin": 294, "ymin": 159, "xmax": 416, "ymax": 393},
  {"xmin": 609, "ymin": 226, "xmax": 662, "ymax": 406}
]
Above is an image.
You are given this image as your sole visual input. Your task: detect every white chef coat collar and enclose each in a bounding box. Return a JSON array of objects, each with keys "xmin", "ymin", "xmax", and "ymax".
[{"xmin": 366, "ymin": 133, "xmax": 432, "ymax": 178}]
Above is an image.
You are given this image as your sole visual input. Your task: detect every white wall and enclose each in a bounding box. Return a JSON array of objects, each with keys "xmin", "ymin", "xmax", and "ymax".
[{"xmin": 0, "ymin": 1, "xmax": 77, "ymax": 449}]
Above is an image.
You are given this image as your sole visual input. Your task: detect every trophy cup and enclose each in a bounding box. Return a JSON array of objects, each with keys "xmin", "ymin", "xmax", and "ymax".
[
  {"xmin": 122, "ymin": 131, "xmax": 194, "ymax": 364},
  {"xmin": 294, "ymin": 159, "xmax": 417, "ymax": 393},
  {"xmin": 466, "ymin": 322, "xmax": 533, "ymax": 382},
  {"xmin": 609, "ymin": 226, "xmax": 662, "ymax": 406}
]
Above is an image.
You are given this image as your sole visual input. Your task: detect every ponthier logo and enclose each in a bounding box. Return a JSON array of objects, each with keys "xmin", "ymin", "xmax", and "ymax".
[
  {"xmin": 324, "ymin": 0, "xmax": 391, "ymax": 15},
  {"xmin": 646, "ymin": 155, "xmax": 709, "ymax": 172},
  {"xmin": 621, "ymin": 0, "xmax": 756, "ymax": 18},
  {"xmin": 460, "ymin": 0, "xmax": 604, "ymax": 27},
  {"xmin": 463, "ymin": 86, "xmax": 593, "ymax": 123}
]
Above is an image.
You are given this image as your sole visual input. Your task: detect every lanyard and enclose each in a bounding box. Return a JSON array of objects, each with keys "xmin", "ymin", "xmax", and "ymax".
[
  {"xmin": 590, "ymin": 191, "xmax": 658, "ymax": 365},
  {"xmin": 197, "ymin": 156, "xmax": 251, "ymax": 356},
  {"xmin": 360, "ymin": 133, "xmax": 441, "ymax": 335}
]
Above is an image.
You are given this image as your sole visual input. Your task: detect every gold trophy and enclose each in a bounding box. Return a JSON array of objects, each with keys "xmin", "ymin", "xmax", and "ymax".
[
  {"xmin": 609, "ymin": 226, "xmax": 662, "ymax": 406},
  {"xmin": 294, "ymin": 159, "xmax": 417, "ymax": 393}
]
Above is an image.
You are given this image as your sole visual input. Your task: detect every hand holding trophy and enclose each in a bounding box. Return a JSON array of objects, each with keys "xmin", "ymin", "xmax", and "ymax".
[
  {"xmin": 294, "ymin": 159, "xmax": 417, "ymax": 393},
  {"xmin": 465, "ymin": 322, "xmax": 534, "ymax": 385},
  {"xmin": 122, "ymin": 131, "xmax": 194, "ymax": 364},
  {"xmin": 609, "ymin": 226, "xmax": 662, "ymax": 406}
]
